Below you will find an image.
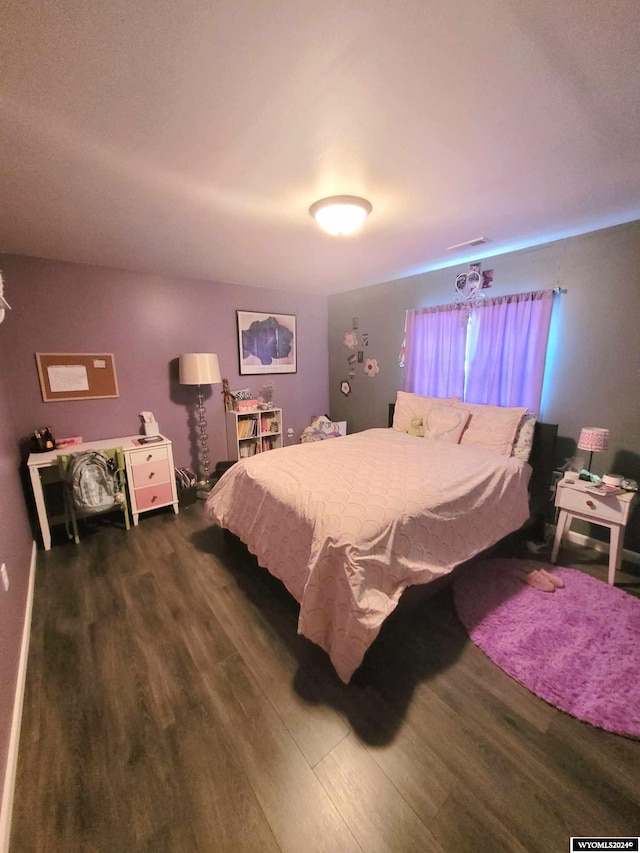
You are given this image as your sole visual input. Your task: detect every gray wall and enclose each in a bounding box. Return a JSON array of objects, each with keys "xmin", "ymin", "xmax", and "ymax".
[{"xmin": 329, "ymin": 221, "xmax": 640, "ymax": 549}]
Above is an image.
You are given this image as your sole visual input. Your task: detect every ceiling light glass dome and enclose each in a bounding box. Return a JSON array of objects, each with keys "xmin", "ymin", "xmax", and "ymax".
[{"xmin": 309, "ymin": 195, "xmax": 372, "ymax": 236}]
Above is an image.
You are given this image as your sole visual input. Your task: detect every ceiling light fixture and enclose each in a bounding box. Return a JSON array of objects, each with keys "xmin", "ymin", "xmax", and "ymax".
[{"xmin": 309, "ymin": 195, "xmax": 372, "ymax": 236}]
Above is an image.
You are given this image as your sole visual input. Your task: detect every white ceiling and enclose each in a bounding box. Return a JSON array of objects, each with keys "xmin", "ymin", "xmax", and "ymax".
[{"xmin": 1, "ymin": 0, "xmax": 639, "ymax": 294}]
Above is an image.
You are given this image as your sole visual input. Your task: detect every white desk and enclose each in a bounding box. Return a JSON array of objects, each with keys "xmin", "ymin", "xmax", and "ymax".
[{"xmin": 28, "ymin": 435, "xmax": 179, "ymax": 550}]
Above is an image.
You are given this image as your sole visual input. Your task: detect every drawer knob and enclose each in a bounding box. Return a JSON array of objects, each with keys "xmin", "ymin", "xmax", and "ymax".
[
  {"xmin": 586, "ymin": 500, "xmax": 596, "ymax": 509},
  {"xmin": 146, "ymin": 454, "xmax": 153, "ymax": 461},
  {"xmin": 149, "ymin": 471, "xmax": 155, "ymax": 479},
  {"xmin": 151, "ymin": 495, "xmax": 157, "ymax": 503}
]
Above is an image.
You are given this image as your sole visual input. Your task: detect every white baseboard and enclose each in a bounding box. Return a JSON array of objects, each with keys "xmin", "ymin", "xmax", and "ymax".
[
  {"xmin": 0, "ymin": 542, "xmax": 37, "ymax": 853},
  {"xmin": 553, "ymin": 525, "xmax": 640, "ymax": 566}
]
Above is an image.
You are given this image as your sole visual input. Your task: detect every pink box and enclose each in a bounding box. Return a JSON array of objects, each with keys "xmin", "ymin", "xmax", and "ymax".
[
  {"xmin": 236, "ymin": 399, "xmax": 259, "ymax": 411},
  {"xmin": 55, "ymin": 436, "xmax": 83, "ymax": 449}
]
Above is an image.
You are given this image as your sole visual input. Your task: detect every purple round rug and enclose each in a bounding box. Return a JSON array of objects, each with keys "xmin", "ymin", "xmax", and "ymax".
[{"xmin": 452, "ymin": 558, "xmax": 640, "ymax": 738}]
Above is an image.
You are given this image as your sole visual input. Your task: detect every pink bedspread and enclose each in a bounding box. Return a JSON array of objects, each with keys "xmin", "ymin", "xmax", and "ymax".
[{"xmin": 205, "ymin": 428, "xmax": 531, "ymax": 682}]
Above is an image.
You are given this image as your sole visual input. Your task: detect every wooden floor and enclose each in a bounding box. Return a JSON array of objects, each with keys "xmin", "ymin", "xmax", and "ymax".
[{"xmin": 11, "ymin": 504, "xmax": 640, "ymax": 853}]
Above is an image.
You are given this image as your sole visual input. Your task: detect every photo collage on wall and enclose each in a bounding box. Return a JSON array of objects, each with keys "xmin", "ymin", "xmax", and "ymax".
[{"xmin": 341, "ymin": 317, "xmax": 379, "ymax": 395}]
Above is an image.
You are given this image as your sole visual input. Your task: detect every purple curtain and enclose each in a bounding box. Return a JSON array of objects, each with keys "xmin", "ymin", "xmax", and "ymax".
[
  {"xmin": 464, "ymin": 289, "xmax": 554, "ymax": 414},
  {"xmin": 404, "ymin": 304, "xmax": 466, "ymax": 398}
]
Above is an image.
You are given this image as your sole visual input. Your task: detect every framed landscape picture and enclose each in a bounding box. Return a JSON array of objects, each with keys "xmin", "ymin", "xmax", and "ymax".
[{"xmin": 237, "ymin": 311, "xmax": 297, "ymax": 375}]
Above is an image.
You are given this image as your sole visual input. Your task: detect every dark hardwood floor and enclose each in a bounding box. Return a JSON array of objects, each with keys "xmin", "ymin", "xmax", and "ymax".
[{"xmin": 11, "ymin": 504, "xmax": 640, "ymax": 852}]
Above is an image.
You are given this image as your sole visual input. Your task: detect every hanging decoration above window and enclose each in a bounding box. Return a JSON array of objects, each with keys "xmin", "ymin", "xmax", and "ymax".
[{"xmin": 454, "ymin": 263, "xmax": 493, "ymax": 321}]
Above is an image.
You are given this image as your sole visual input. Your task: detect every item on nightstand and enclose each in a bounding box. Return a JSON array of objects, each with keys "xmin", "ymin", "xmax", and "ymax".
[
  {"xmin": 564, "ymin": 455, "xmax": 585, "ymax": 474},
  {"xmin": 577, "ymin": 426, "xmax": 609, "ymax": 475},
  {"xmin": 585, "ymin": 483, "xmax": 622, "ymax": 496},
  {"xmin": 602, "ymin": 473, "xmax": 624, "ymax": 488}
]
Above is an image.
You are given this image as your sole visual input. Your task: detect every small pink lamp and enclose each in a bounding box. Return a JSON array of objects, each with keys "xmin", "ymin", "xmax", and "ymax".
[{"xmin": 577, "ymin": 427, "xmax": 609, "ymax": 476}]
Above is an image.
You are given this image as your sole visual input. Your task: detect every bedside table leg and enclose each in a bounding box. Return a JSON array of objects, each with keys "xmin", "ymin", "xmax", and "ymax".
[
  {"xmin": 608, "ymin": 524, "xmax": 624, "ymax": 585},
  {"xmin": 551, "ymin": 510, "xmax": 571, "ymax": 563}
]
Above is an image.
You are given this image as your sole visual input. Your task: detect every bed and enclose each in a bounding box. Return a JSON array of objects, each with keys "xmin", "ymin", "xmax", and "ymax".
[{"xmin": 205, "ymin": 394, "xmax": 557, "ymax": 683}]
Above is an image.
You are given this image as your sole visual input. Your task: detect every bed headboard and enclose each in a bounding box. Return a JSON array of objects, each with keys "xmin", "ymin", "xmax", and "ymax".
[{"xmin": 387, "ymin": 403, "xmax": 557, "ymax": 539}]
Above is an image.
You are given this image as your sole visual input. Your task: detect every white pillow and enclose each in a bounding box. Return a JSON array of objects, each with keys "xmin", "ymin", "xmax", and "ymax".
[
  {"xmin": 511, "ymin": 413, "xmax": 537, "ymax": 462},
  {"xmin": 450, "ymin": 402, "xmax": 527, "ymax": 457},
  {"xmin": 423, "ymin": 406, "xmax": 471, "ymax": 443},
  {"xmin": 392, "ymin": 391, "xmax": 457, "ymax": 433}
]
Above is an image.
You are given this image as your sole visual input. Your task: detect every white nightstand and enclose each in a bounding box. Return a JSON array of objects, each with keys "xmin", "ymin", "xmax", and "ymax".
[{"xmin": 551, "ymin": 478, "xmax": 636, "ymax": 585}]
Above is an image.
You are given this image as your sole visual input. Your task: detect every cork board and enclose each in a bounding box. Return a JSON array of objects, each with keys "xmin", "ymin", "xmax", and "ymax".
[{"xmin": 36, "ymin": 353, "xmax": 119, "ymax": 402}]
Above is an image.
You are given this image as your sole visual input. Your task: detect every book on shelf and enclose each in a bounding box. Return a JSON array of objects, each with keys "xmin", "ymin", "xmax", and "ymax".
[
  {"xmin": 260, "ymin": 416, "xmax": 280, "ymax": 433},
  {"xmin": 238, "ymin": 418, "xmax": 257, "ymax": 439}
]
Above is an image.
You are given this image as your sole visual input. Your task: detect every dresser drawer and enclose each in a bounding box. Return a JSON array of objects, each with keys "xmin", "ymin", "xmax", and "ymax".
[
  {"xmin": 556, "ymin": 485, "xmax": 627, "ymax": 524},
  {"xmin": 129, "ymin": 446, "xmax": 169, "ymax": 466},
  {"xmin": 134, "ymin": 481, "xmax": 174, "ymax": 512},
  {"xmin": 130, "ymin": 460, "xmax": 171, "ymax": 488}
]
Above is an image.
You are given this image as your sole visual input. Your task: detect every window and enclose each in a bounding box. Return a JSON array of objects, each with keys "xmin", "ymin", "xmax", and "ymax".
[{"xmin": 404, "ymin": 290, "xmax": 554, "ymax": 414}]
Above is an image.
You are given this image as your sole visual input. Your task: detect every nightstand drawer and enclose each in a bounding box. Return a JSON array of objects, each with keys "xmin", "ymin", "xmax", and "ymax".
[
  {"xmin": 129, "ymin": 446, "xmax": 169, "ymax": 466},
  {"xmin": 130, "ymin": 460, "xmax": 171, "ymax": 488},
  {"xmin": 556, "ymin": 485, "xmax": 627, "ymax": 524}
]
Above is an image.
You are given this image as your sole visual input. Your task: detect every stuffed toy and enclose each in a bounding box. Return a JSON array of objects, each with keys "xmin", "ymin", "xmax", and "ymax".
[
  {"xmin": 407, "ymin": 416, "xmax": 424, "ymax": 437},
  {"xmin": 315, "ymin": 415, "xmax": 342, "ymax": 438},
  {"xmin": 300, "ymin": 414, "xmax": 343, "ymax": 443}
]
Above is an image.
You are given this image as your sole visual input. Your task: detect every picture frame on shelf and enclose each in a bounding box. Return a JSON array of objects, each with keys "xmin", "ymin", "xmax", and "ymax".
[{"xmin": 237, "ymin": 311, "xmax": 297, "ymax": 375}]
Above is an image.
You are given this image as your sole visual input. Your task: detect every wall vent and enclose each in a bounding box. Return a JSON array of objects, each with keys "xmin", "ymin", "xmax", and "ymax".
[{"xmin": 446, "ymin": 237, "xmax": 491, "ymax": 251}]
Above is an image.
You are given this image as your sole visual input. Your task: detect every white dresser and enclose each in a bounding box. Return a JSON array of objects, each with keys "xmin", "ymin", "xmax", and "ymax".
[{"xmin": 123, "ymin": 437, "xmax": 179, "ymax": 525}]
